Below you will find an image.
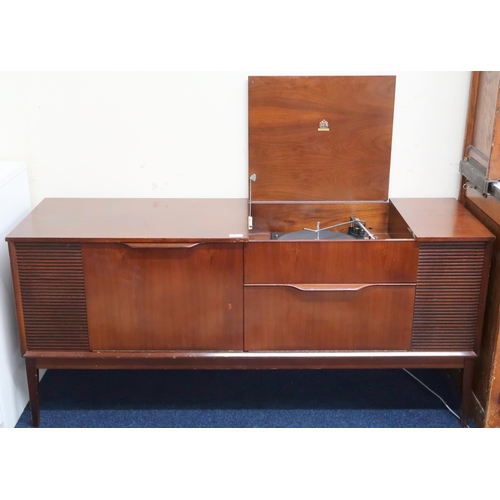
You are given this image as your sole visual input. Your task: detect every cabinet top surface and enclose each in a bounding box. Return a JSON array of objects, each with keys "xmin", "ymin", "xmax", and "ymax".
[
  {"xmin": 5, "ymin": 197, "xmax": 495, "ymax": 243},
  {"xmin": 391, "ymin": 198, "xmax": 494, "ymax": 240},
  {"xmin": 6, "ymin": 198, "xmax": 249, "ymax": 242}
]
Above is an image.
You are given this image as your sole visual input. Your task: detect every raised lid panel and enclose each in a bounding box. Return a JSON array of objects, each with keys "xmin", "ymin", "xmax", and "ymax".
[{"xmin": 249, "ymin": 76, "xmax": 396, "ymax": 202}]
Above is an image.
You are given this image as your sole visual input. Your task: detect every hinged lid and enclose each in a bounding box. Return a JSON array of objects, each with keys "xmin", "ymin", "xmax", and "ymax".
[{"xmin": 248, "ymin": 76, "xmax": 396, "ymax": 202}]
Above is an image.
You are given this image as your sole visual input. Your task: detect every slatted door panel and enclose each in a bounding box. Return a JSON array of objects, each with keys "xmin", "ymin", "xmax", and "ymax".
[
  {"xmin": 14, "ymin": 242, "xmax": 90, "ymax": 351},
  {"xmin": 412, "ymin": 242, "xmax": 486, "ymax": 351}
]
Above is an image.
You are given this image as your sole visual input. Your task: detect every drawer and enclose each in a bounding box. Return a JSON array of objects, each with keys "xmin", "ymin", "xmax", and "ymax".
[
  {"xmin": 244, "ymin": 283, "xmax": 415, "ymax": 351},
  {"xmin": 244, "ymin": 241, "xmax": 418, "ymax": 284}
]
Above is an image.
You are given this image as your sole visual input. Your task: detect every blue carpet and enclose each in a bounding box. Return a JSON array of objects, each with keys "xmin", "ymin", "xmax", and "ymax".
[{"xmin": 15, "ymin": 368, "xmax": 465, "ymax": 428}]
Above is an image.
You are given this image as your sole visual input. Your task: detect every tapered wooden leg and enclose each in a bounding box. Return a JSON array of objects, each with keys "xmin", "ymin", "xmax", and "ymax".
[
  {"xmin": 26, "ymin": 359, "xmax": 40, "ymax": 428},
  {"xmin": 460, "ymin": 359, "xmax": 474, "ymax": 427}
]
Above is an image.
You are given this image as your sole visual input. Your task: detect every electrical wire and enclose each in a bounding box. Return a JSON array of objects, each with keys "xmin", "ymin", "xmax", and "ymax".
[{"xmin": 402, "ymin": 368, "xmax": 468, "ymax": 427}]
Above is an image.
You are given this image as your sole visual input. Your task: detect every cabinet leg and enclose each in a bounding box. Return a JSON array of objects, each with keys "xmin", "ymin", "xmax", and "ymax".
[
  {"xmin": 460, "ymin": 359, "xmax": 474, "ymax": 428},
  {"xmin": 26, "ymin": 359, "xmax": 40, "ymax": 428}
]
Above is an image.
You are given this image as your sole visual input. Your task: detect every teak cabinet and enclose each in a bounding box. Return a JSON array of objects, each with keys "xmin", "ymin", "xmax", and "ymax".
[
  {"xmin": 7, "ymin": 197, "xmax": 494, "ymax": 427},
  {"xmin": 6, "ymin": 76, "xmax": 496, "ymax": 427}
]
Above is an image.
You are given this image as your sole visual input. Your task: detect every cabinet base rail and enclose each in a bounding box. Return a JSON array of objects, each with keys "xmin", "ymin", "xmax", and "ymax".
[{"xmin": 25, "ymin": 352, "xmax": 474, "ymax": 428}]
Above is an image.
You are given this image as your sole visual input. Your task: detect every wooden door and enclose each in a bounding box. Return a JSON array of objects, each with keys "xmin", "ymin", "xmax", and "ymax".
[
  {"xmin": 82, "ymin": 243, "xmax": 243, "ymax": 351},
  {"xmin": 461, "ymin": 71, "xmax": 500, "ymax": 426},
  {"xmin": 464, "ymin": 72, "xmax": 500, "ymax": 180}
]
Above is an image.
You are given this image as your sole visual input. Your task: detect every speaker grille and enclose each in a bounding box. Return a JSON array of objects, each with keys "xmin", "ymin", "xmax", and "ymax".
[
  {"xmin": 411, "ymin": 242, "xmax": 485, "ymax": 351},
  {"xmin": 16, "ymin": 243, "xmax": 89, "ymax": 351}
]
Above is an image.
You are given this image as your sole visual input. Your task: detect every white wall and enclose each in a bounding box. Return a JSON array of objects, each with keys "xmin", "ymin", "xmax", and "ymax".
[
  {"xmin": 0, "ymin": 72, "xmax": 470, "ymax": 206},
  {"xmin": 0, "ymin": 163, "xmax": 31, "ymax": 428}
]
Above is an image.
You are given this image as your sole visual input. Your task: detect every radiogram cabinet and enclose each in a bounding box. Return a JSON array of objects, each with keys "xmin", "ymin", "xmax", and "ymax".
[
  {"xmin": 6, "ymin": 196, "xmax": 494, "ymax": 427},
  {"xmin": 6, "ymin": 76, "xmax": 496, "ymax": 427}
]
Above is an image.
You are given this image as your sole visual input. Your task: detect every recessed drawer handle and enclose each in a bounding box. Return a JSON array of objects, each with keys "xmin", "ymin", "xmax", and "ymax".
[
  {"xmin": 287, "ymin": 284, "xmax": 373, "ymax": 292},
  {"xmin": 123, "ymin": 243, "xmax": 200, "ymax": 249},
  {"xmin": 244, "ymin": 284, "xmax": 416, "ymax": 291},
  {"xmin": 244, "ymin": 284, "xmax": 376, "ymax": 292}
]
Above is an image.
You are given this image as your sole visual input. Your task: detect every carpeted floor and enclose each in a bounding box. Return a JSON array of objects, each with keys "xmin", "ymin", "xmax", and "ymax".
[{"xmin": 15, "ymin": 368, "xmax": 466, "ymax": 428}]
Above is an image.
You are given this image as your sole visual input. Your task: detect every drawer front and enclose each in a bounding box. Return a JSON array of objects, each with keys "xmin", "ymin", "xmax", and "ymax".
[
  {"xmin": 244, "ymin": 284, "xmax": 415, "ymax": 351},
  {"xmin": 244, "ymin": 241, "xmax": 418, "ymax": 284},
  {"xmin": 82, "ymin": 243, "xmax": 243, "ymax": 351}
]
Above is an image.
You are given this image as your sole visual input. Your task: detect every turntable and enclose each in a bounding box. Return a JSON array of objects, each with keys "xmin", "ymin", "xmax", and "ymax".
[{"xmin": 271, "ymin": 217, "xmax": 377, "ymax": 240}]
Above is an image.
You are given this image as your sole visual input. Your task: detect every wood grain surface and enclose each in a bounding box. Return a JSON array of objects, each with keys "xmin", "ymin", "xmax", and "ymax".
[
  {"xmin": 390, "ymin": 198, "xmax": 495, "ymax": 241},
  {"xmin": 26, "ymin": 350, "xmax": 470, "ymax": 370},
  {"xmin": 82, "ymin": 243, "xmax": 244, "ymax": 350},
  {"xmin": 244, "ymin": 240, "xmax": 418, "ymax": 284},
  {"xmin": 469, "ymin": 71, "xmax": 500, "ymax": 177},
  {"xmin": 249, "ymin": 76, "xmax": 396, "ymax": 202},
  {"xmin": 464, "ymin": 190, "xmax": 500, "ymax": 427},
  {"xmin": 6, "ymin": 198, "xmax": 249, "ymax": 242},
  {"xmin": 249, "ymin": 201, "xmax": 390, "ymax": 236},
  {"xmin": 244, "ymin": 284, "xmax": 415, "ymax": 350}
]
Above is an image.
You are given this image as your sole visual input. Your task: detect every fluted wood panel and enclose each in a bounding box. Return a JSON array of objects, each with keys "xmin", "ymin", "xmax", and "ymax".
[
  {"xmin": 412, "ymin": 242, "xmax": 486, "ymax": 351},
  {"xmin": 15, "ymin": 243, "xmax": 89, "ymax": 350}
]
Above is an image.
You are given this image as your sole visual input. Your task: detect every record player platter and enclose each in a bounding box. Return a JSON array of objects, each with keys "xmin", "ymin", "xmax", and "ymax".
[
  {"xmin": 271, "ymin": 217, "xmax": 377, "ymax": 240},
  {"xmin": 271, "ymin": 230, "xmax": 357, "ymax": 240}
]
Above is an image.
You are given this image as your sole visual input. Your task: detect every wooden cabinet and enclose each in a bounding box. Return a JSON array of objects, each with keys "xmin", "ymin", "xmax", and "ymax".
[
  {"xmin": 5, "ymin": 76, "xmax": 496, "ymax": 427},
  {"xmin": 6, "ymin": 196, "xmax": 493, "ymax": 427}
]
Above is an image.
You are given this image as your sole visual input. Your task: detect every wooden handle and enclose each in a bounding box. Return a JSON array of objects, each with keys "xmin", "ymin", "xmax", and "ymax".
[
  {"xmin": 244, "ymin": 283, "xmax": 378, "ymax": 292},
  {"xmin": 286, "ymin": 284, "xmax": 373, "ymax": 292},
  {"xmin": 123, "ymin": 243, "xmax": 200, "ymax": 249},
  {"xmin": 245, "ymin": 283, "xmax": 416, "ymax": 291}
]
